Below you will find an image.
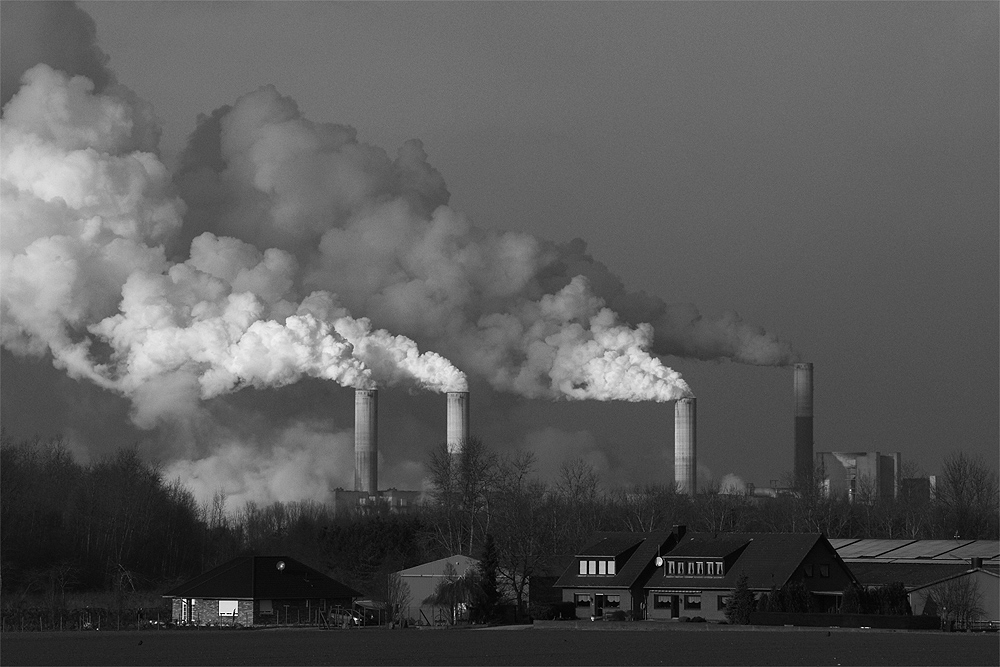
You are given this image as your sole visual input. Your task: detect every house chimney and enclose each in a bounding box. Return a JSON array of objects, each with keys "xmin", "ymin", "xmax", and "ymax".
[
  {"xmin": 674, "ymin": 397, "xmax": 696, "ymax": 496},
  {"xmin": 354, "ymin": 389, "xmax": 378, "ymax": 494},
  {"xmin": 971, "ymin": 557, "xmax": 983, "ymax": 569},
  {"xmin": 672, "ymin": 524, "xmax": 687, "ymax": 541},
  {"xmin": 794, "ymin": 362, "xmax": 814, "ymax": 491},
  {"xmin": 446, "ymin": 391, "xmax": 470, "ymax": 457}
]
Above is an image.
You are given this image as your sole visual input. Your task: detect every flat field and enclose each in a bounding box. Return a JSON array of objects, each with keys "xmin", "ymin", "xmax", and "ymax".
[{"xmin": 2, "ymin": 626, "xmax": 997, "ymax": 666}]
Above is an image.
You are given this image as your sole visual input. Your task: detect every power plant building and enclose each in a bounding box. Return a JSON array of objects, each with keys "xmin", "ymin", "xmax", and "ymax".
[{"xmin": 815, "ymin": 451, "xmax": 902, "ymax": 501}]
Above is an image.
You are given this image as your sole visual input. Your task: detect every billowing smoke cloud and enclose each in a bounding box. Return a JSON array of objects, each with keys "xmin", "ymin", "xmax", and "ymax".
[
  {"xmin": 174, "ymin": 85, "xmax": 795, "ymax": 402},
  {"xmin": 2, "ymin": 3, "xmax": 796, "ymax": 506},
  {"xmin": 162, "ymin": 420, "xmax": 356, "ymax": 511},
  {"xmin": 1, "ymin": 64, "xmax": 466, "ymax": 431}
]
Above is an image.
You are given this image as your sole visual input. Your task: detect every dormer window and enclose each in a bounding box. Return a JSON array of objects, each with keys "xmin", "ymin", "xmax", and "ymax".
[
  {"xmin": 716, "ymin": 561, "xmax": 724, "ymax": 575},
  {"xmin": 667, "ymin": 561, "xmax": 676, "ymax": 575},
  {"xmin": 579, "ymin": 558, "xmax": 617, "ymax": 576},
  {"xmin": 706, "ymin": 562, "xmax": 714, "ymax": 575},
  {"xmin": 687, "ymin": 561, "xmax": 695, "ymax": 575},
  {"xmin": 696, "ymin": 561, "xmax": 704, "ymax": 575}
]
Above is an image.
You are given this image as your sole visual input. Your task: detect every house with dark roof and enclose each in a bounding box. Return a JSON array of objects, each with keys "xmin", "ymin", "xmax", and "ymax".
[
  {"xmin": 163, "ymin": 556, "xmax": 360, "ymax": 627},
  {"xmin": 554, "ymin": 528, "xmax": 679, "ymax": 619},
  {"xmin": 642, "ymin": 530, "xmax": 858, "ymax": 621}
]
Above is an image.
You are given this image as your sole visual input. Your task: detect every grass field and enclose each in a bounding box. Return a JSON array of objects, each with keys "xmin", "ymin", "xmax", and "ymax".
[{"xmin": 2, "ymin": 626, "xmax": 997, "ymax": 666}]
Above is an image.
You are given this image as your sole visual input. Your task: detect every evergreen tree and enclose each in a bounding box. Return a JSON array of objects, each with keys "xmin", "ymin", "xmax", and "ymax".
[
  {"xmin": 475, "ymin": 533, "xmax": 502, "ymax": 623},
  {"xmin": 723, "ymin": 572, "xmax": 756, "ymax": 624}
]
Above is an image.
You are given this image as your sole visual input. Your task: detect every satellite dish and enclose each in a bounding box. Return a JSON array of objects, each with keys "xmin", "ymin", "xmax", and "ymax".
[
  {"xmin": 655, "ymin": 556, "xmax": 664, "ymax": 567},
  {"xmin": 276, "ymin": 561, "xmax": 286, "ymax": 571}
]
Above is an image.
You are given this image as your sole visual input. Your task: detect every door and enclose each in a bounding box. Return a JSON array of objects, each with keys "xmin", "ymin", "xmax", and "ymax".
[
  {"xmin": 670, "ymin": 595, "xmax": 679, "ymax": 619},
  {"xmin": 594, "ymin": 594, "xmax": 605, "ymax": 618}
]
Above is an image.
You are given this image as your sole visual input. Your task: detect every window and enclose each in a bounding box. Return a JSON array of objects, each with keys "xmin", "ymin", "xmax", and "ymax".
[
  {"xmin": 819, "ymin": 564, "xmax": 830, "ymax": 578},
  {"xmin": 259, "ymin": 600, "xmax": 273, "ymax": 615},
  {"xmin": 716, "ymin": 561, "xmax": 724, "ymax": 575},
  {"xmin": 598, "ymin": 560, "xmax": 607, "ymax": 575},
  {"xmin": 717, "ymin": 595, "xmax": 730, "ymax": 611},
  {"xmin": 803, "ymin": 564, "xmax": 814, "ymax": 577},
  {"xmin": 605, "ymin": 595, "xmax": 621, "ymax": 608},
  {"xmin": 684, "ymin": 595, "xmax": 701, "ymax": 610},
  {"xmin": 219, "ymin": 600, "xmax": 238, "ymax": 616},
  {"xmin": 706, "ymin": 562, "xmax": 714, "ymax": 576},
  {"xmin": 588, "ymin": 560, "xmax": 597, "ymax": 575},
  {"xmin": 687, "ymin": 561, "xmax": 695, "ymax": 575},
  {"xmin": 579, "ymin": 560, "xmax": 587, "ymax": 575},
  {"xmin": 575, "ymin": 594, "xmax": 592, "ymax": 607},
  {"xmin": 667, "ymin": 561, "xmax": 675, "ymax": 575},
  {"xmin": 696, "ymin": 561, "xmax": 704, "ymax": 575},
  {"xmin": 607, "ymin": 560, "xmax": 616, "ymax": 575},
  {"xmin": 653, "ymin": 594, "xmax": 672, "ymax": 609}
]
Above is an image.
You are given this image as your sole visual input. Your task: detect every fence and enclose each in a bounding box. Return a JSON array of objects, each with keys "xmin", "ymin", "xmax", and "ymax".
[{"xmin": 1, "ymin": 607, "xmax": 169, "ymax": 632}]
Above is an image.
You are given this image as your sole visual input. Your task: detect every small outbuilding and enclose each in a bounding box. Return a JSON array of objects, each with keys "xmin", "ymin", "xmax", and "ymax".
[
  {"xmin": 396, "ymin": 554, "xmax": 479, "ymax": 625},
  {"xmin": 163, "ymin": 555, "xmax": 360, "ymax": 627}
]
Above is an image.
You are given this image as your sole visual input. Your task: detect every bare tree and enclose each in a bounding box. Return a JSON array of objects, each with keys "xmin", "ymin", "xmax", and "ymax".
[
  {"xmin": 385, "ymin": 571, "xmax": 412, "ymax": 627},
  {"xmin": 922, "ymin": 575, "xmax": 986, "ymax": 630},
  {"xmin": 936, "ymin": 452, "xmax": 999, "ymax": 539}
]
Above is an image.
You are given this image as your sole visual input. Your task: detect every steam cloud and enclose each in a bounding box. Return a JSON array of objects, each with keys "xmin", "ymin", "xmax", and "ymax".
[{"xmin": 1, "ymin": 3, "xmax": 797, "ymax": 503}]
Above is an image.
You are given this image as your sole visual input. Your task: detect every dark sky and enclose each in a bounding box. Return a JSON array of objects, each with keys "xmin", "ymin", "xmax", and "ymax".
[{"xmin": 1, "ymin": 1, "xmax": 996, "ymax": 508}]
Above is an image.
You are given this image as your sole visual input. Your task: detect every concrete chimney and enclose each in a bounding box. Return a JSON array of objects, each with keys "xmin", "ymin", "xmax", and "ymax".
[
  {"xmin": 354, "ymin": 389, "xmax": 378, "ymax": 494},
  {"xmin": 446, "ymin": 391, "xmax": 470, "ymax": 457},
  {"xmin": 674, "ymin": 397, "xmax": 697, "ymax": 496},
  {"xmin": 793, "ymin": 362, "xmax": 814, "ymax": 491}
]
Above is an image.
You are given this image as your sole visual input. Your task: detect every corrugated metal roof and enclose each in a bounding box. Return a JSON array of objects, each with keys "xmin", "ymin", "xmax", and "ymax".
[
  {"xmin": 163, "ymin": 556, "xmax": 360, "ymax": 600},
  {"xmin": 398, "ymin": 555, "xmax": 479, "ymax": 577},
  {"xmin": 828, "ymin": 538, "xmax": 861, "ymax": 550},
  {"xmin": 877, "ymin": 540, "xmax": 973, "ymax": 560},
  {"xmin": 835, "ymin": 539, "xmax": 916, "ymax": 558},
  {"xmin": 935, "ymin": 540, "xmax": 1000, "ymax": 560},
  {"xmin": 834, "ymin": 539, "xmax": 1000, "ymax": 562}
]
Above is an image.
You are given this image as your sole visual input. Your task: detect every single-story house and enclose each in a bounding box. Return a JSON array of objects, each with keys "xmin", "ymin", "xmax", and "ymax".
[
  {"xmin": 554, "ymin": 528, "xmax": 679, "ymax": 620},
  {"xmin": 163, "ymin": 555, "xmax": 360, "ymax": 626},
  {"xmin": 642, "ymin": 530, "xmax": 858, "ymax": 621}
]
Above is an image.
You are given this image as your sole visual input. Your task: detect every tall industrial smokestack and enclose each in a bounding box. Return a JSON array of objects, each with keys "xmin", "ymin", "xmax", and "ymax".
[
  {"xmin": 446, "ymin": 391, "xmax": 470, "ymax": 457},
  {"xmin": 354, "ymin": 389, "xmax": 378, "ymax": 494},
  {"xmin": 793, "ymin": 362, "xmax": 814, "ymax": 491},
  {"xmin": 674, "ymin": 397, "xmax": 697, "ymax": 496}
]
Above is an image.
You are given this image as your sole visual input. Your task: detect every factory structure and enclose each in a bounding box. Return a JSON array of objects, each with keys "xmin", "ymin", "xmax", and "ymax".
[{"xmin": 329, "ymin": 362, "xmax": 838, "ymax": 512}]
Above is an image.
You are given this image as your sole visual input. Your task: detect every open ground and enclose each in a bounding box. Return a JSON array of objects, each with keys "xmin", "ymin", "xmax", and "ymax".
[{"xmin": 2, "ymin": 626, "xmax": 997, "ymax": 666}]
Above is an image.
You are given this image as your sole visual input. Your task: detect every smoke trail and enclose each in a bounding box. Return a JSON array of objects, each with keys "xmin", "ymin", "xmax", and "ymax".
[
  {"xmin": 1, "ymin": 65, "xmax": 466, "ymax": 430},
  {"xmin": 175, "ymin": 85, "xmax": 795, "ymax": 401}
]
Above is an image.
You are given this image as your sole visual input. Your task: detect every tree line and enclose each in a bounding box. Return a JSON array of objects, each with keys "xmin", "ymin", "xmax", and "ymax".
[{"xmin": 2, "ymin": 432, "xmax": 996, "ymax": 612}]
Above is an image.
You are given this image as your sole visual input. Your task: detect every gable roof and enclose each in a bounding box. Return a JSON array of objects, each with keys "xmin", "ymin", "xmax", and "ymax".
[
  {"xmin": 578, "ymin": 533, "xmax": 646, "ymax": 558},
  {"xmin": 555, "ymin": 531, "xmax": 675, "ymax": 590},
  {"xmin": 162, "ymin": 556, "xmax": 360, "ymax": 600},
  {"xmin": 398, "ymin": 555, "xmax": 479, "ymax": 578},
  {"xmin": 643, "ymin": 533, "xmax": 840, "ymax": 591}
]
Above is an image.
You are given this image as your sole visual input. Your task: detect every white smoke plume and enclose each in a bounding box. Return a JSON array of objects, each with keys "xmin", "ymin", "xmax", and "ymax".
[
  {"xmin": 1, "ymin": 64, "xmax": 466, "ymax": 430},
  {"xmin": 719, "ymin": 473, "xmax": 747, "ymax": 495},
  {"xmin": 162, "ymin": 420, "xmax": 356, "ymax": 511}
]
